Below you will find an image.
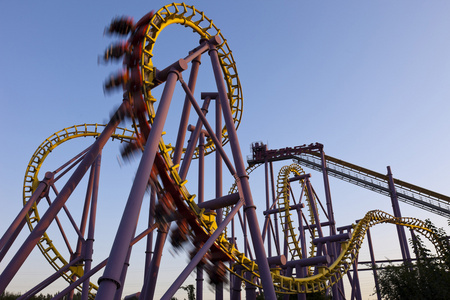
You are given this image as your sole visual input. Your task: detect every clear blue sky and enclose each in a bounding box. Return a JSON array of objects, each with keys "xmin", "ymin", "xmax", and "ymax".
[{"xmin": 1, "ymin": 1, "xmax": 450, "ymax": 299}]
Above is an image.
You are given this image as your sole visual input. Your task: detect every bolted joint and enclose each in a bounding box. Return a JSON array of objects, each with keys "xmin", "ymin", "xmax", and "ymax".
[
  {"xmin": 243, "ymin": 204, "xmax": 256, "ymax": 212},
  {"xmin": 98, "ymin": 276, "xmax": 121, "ymax": 289},
  {"xmin": 154, "ymin": 59, "xmax": 188, "ymax": 83},
  {"xmin": 207, "ymin": 36, "xmax": 222, "ymax": 55},
  {"xmin": 201, "ymin": 92, "xmax": 219, "ymax": 100},
  {"xmin": 39, "ymin": 172, "xmax": 55, "ymax": 197},
  {"xmin": 209, "ymin": 35, "xmax": 221, "ymax": 46}
]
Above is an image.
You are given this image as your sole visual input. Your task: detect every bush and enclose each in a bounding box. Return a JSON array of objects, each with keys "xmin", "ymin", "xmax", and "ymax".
[{"xmin": 377, "ymin": 220, "xmax": 450, "ymax": 300}]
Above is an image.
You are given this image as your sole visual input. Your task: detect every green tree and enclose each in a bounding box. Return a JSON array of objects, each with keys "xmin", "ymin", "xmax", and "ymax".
[
  {"xmin": 179, "ymin": 284, "xmax": 195, "ymax": 300},
  {"xmin": 377, "ymin": 220, "xmax": 450, "ymax": 300}
]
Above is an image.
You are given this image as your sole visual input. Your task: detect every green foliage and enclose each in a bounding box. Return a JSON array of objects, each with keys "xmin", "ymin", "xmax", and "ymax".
[
  {"xmin": 179, "ymin": 284, "xmax": 195, "ymax": 300},
  {"xmin": 377, "ymin": 220, "xmax": 450, "ymax": 300}
]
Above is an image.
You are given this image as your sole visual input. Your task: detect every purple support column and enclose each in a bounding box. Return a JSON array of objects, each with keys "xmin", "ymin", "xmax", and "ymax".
[
  {"xmin": 196, "ymin": 266, "xmax": 204, "ymax": 300},
  {"xmin": 270, "ymin": 161, "xmax": 281, "ymax": 255},
  {"xmin": 74, "ymin": 161, "xmax": 96, "ymax": 258},
  {"xmin": 208, "ymin": 38, "xmax": 276, "ymax": 299},
  {"xmin": 320, "ymin": 149, "xmax": 336, "ymax": 235},
  {"xmin": 231, "ymin": 215, "xmax": 238, "ymax": 299},
  {"xmin": 283, "ymin": 267, "xmax": 293, "ymax": 300},
  {"xmin": 304, "ymin": 177, "xmax": 324, "ymax": 241},
  {"xmin": 231, "ymin": 270, "xmax": 242, "ymax": 300},
  {"xmin": 297, "ymin": 205, "xmax": 307, "ymax": 260},
  {"xmin": 387, "ymin": 166, "xmax": 411, "ymax": 262},
  {"xmin": 319, "ymin": 149, "xmax": 343, "ymax": 298},
  {"xmin": 81, "ymin": 153, "xmax": 101, "ymax": 300},
  {"xmin": 367, "ymin": 228, "xmax": 381, "ymax": 300},
  {"xmin": 96, "ymin": 62, "xmax": 186, "ymax": 299},
  {"xmin": 144, "ymin": 187, "xmax": 156, "ymax": 277},
  {"xmin": 160, "ymin": 199, "xmax": 244, "ymax": 300},
  {"xmin": 179, "ymin": 81, "xmax": 236, "ymax": 175},
  {"xmin": 245, "ymin": 271, "xmax": 256, "ymax": 300},
  {"xmin": 283, "ymin": 210, "xmax": 289, "ymax": 259},
  {"xmin": 295, "ymin": 264, "xmax": 306, "ymax": 300},
  {"xmin": 197, "ymin": 132, "xmax": 205, "ymax": 300},
  {"xmin": 0, "ymin": 172, "xmax": 51, "ymax": 252},
  {"xmin": 173, "ymin": 54, "xmax": 202, "ymax": 166},
  {"xmin": 0, "ymin": 103, "xmax": 126, "ymax": 293},
  {"xmin": 214, "ymin": 92, "xmax": 224, "ymax": 300},
  {"xmin": 0, "ymin": 172, "xmax": 52, "ymax": 262},
  {"xmin": 50, "ymin": 259, "xmax": 108, "ymax": 300},
  {"xmin": 264, "ymin": 160, "xmax": 272, "ymax": 257},
  {"xmin": 114, "ymin": 246, "xmax": 133, "ymax": 300},
  {"xmin": 179, "ymin": 97, "xmax": 212, "ymax": 180},
  {"xmin": 69, "ymin": 157, "xmax": 100, "ymax": 300},
  {"xmin": 16, "ymin": 257, "xmax": 84, "ymax": 300},
  {"xmin": 350, "ymin": 254, "xmax": 362, "ymax": 300},
  {"xmin": 140, "ymin": 224, "xmax": 170, "ymax": 300}
]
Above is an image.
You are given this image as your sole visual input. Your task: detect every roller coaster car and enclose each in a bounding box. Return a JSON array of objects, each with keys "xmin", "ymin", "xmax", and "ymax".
[
  {"xmin": 126, "ymin": 68, "xmax": 143, "ymax": 92},
  {"xmin": 104, "ymin": 16, "xmax": 135, "ymax": 36},
  {"xmin": 103, "ymin": 70, "xmax": 129, "ymax": 93},
  {"xmin": 206, "ymin": 261, "xmax": 228, "ymax": 285},
  {"xmin": 101, "ymin": 42, "xmax": 130, "ymax": 63},
  {"xmin": 153, "ymin": 195, "xmax": 177, "ymax": 225},
  {"xmin": 134, "ymin": 10, "xmax": 154, "ymax": 29},
  {"xmin": 120, "ymin": 139, "xmax": 142, "ymax": 160},
  {"xmin": 170, "ymin": 219, "xmax": 190, "ymax": 248}
]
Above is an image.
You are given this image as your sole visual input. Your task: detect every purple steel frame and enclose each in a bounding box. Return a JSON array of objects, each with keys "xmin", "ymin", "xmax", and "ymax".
[
  {"xmin": 0, "ymin": 104, "xmax": 126, "ymax": 294},
  {"xmin": 0, "ymin": 31, "xmax": 426, "ymax": 300}
]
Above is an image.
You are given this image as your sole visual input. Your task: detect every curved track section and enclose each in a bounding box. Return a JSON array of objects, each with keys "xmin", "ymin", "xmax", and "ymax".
[
  {"xmin": 276, "ymin": 163, "xmax": 317, "ymax": 260},
  {"xmin": 218, "ymin": 164, "xmax": 446, "ymax": 294},
  {"xmin": 23, "ymin": 124, "xmax": 136, "ymax": 296},
  {"xmin": 270, "ymin": 210, "xmax": 447, "ymax": 294},
  {"xmin": 221, "ymin": 210, "xmax": 446, "ymax": 294},
  {"xmin": 140, "ymin": 2, "xmax": 243, "ymax": 157}
]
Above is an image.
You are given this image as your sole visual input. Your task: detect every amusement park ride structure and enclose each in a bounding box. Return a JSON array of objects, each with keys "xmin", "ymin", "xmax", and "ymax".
[{"xmin": 0, "ymin": 3, "xmax": 449, "ymax": 300}]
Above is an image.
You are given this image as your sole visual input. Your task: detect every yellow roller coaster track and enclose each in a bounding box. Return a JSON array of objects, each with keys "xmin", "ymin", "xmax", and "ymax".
[
  {"xmin": 276, "ymin": 163, "xmax": 318, "ymax": 261},
  {"xmin": 140, "ymin": 2, "xmax": 243, "ymax": 158},
  {"xmin": 23, "ymin": 4, "xmax": 449, "ymax": 297},
  {"xmin": 23, "ymin": 124, "xmax": 136, "ymax": 298},
  {"xmin": 24, "ymin": 125, "xmax": 447, "ymax": 295},
  {"xmin": 225, "ymin": 210, "xmax": 447, "ymax": 294}
]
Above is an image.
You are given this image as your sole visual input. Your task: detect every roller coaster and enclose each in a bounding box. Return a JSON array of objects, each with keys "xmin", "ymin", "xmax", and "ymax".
[{"xmin": 0, "ymin": 3, "xmax": 449, "ymax": 300}]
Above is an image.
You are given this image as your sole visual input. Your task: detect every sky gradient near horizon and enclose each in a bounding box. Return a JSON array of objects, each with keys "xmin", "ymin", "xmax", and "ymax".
[{"xmin": 1, "ymin": 1, "xmax": 450, "ymax": 299}]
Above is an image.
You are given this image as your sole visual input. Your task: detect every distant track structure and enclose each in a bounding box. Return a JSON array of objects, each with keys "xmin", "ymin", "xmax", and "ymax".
[{"xmin": 248, "ymin": 142, "xmax": 450, "ymax": 218}]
